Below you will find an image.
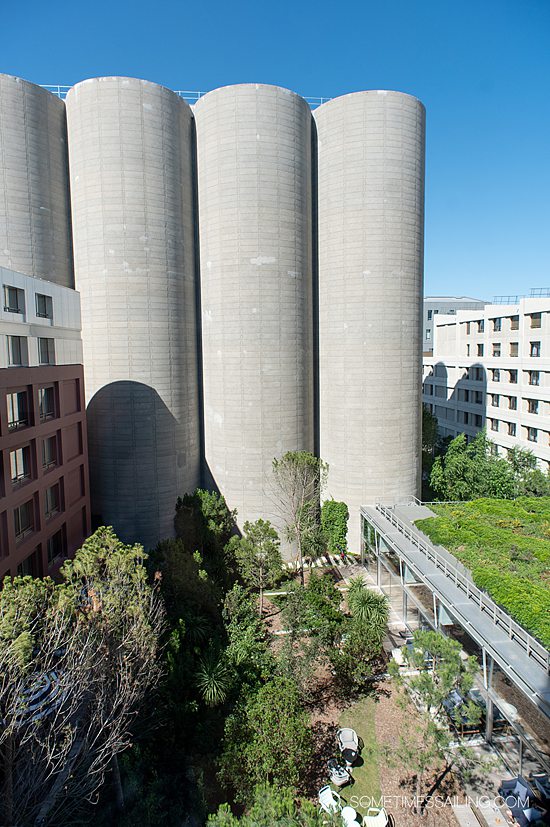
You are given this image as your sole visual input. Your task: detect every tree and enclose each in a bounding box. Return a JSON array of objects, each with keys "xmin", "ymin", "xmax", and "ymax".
[
  {"xmin": 271, "ymin": 452, "xmax": 328, "ymax": 584},
  {"xmin": 175, "ymin": 489, "xmax": 237, "ymax": 584},
  {"xmin": 219, "ymin": 677, "xmax": 313, "ymax": 804},
  {"xmin": 508, "ymin": 446, "xmax": 550, "ymax": 496},
  {"xmin": 422, "ymin": 404, "xmax": 438, "ymax": 456},
  {"xmin": 208, "ymin": 784, "xmax": 333, "ymax": 826},
  {"xmin": 196, "ymin": 646, "xmax": 232, "ymax": 707},
  {"xmin": 0, "ymin": 527, "xmax": 164, "ymax": 827},
  {"xmin": 223, "ymin": 585, "xmax": 276, "ymax": 687},
  {"xmin": 321, "ymin": 500, "xmax": 349, "ymax": 556},
  {"xmin": 430, "ymin": 431, "xmax": 515, "ymax": 501},
  {"xmin": 227, "ymin": 519, "xmax": 283, "ymax": 616},
  {"xmin": 389, "ymin": 630, "xmax": 483, "ymax": 812}
]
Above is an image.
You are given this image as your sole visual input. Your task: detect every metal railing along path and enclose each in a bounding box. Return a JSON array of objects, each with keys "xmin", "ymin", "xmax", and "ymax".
[
  {"xmin": 374, "ymin": 503, "xmax": 550, "ymax": 675},
  {"xmin": 40, "ymin": 85, "xmax": 331, "ymax": 108}
]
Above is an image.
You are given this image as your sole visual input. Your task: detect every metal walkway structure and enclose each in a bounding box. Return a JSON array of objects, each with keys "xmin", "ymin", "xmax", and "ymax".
[{"xmin": 361, "ymin": 502, "xmax": 550, "ymax": 722}]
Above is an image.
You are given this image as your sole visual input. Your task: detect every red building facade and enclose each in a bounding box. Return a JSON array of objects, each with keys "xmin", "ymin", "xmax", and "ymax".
[{"xmin": 0, "ymin": 364, "xmax": 91, "ymax": 579}]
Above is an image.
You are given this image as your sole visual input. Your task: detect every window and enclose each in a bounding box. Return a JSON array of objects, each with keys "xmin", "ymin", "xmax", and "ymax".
[
  {"xmin": 493, "ymin": 343, "xmax": 501, "ymax": 357},
  {"xmin": 530, "ymin": 312, "xmax": 542, "ymax": 329},
  {"xmin": 477, "ymin": 320, "xmax": 485, "ymax": 333},
  {"xmin": 510, "ymin": 315, "xmax": 519, "ymax": 330},
  {"xmin": 474, "ymin": 390, "xmax": 483, "ymax": 404},
  {"xmin": 17, "ymin": 549, "xmax": 40, "ymax": 577},
  {"xmin": 35, "ymin": 293, "xmax": 53, "ymax": 319},
  {"xmin": 474, "ymin": 367, "xmax": 484, "ymax": 381},
  {"xmin": 508, "ymin": 422, "xmax": 516, "ymax": 436},
  {"xmin": 47, "ymin": 528, "xmax": 66, "ymax": 565},
  {"xmin": 10, "ymin": 446, "xmax": 31, "ymax": 485},
  {"xmin": 490, "ymin": 418, "xmax": 499, "ymax": 432},
  {"xmin": 492, "ymin": 318, "xmax": 502, "ymax": 332},
  {"xmin": 509, "ymin": 370, "xmax": 518, "ymax": 384},
  {"xmin": 42, "ymin": 435, "xmax": 58, "ymax": 470},
  {"xmin": 510, "ymin": 342, "xmax": 519, "ymax": 357},
  {"xmin": 45, "ymin": 483, "xmax": 60, "ymax": 518},
  {"xmin": 466, "ymin": 322, "xmax": 471, "ymax": 335},
  {"xmin": 492, "ymin": 368, "xmax": 500, "ymax": 382},
  {"xmin": 474, "ymin": 414, "xmax": 483, "ymax": 427},
  {"xmin": 14, "ymin": 500, "xmax": 34, "ymax": 540},
  {"xmin": 529, "ymin": 370, "xmax": 540, "ymax": 386},
  {"xmin": 38, "ymin": 338, "xmax": 55, "ymax": 365},
  {"xmin": 7, "ymin": 335, "xmax": 28, "ymax": 366},
  {"xmin": 528, "ymin": 399, "xmax": 539, "ymax": 415},
  {"xmin": 466, "ymin": 344, "xmax": 470, "ymax": 356},
  {"xmin": 426, "ymin": 329, "xmax": 431, "ymax": 340},
  {"xmin": 3, "ymin": 285, "xmax": 24, "ymax": 314},
  {"xmin": 530, "ymin": 341, "xmax": 541, "ymax": 357},
  {"xmin": 463, "ymin": 389, "xmax": 470, "ymax": 402},
  {"xmin": 427, "ymin": 310, "xmax": 433, "ymax": 320},
  {"xmin": 38, "ymin": 387, "xmax": 55, "ymax": 421},
  {"xmin": 7, "ymin": 390, "xmax": 29, "ymax": 430},
  {"xmin": 508, "ymin": 396, "xmax": 517, "ymax": 410},
  {"xmin": 477, "ymin": 344, "xmax": 484, "ymax": 357},
  {"xmin": 491, "ymin": 394, "xmax": 500, "ymax": 407},
  {"xmin": 528, "ymin": 427, "xmax": 538, "ymax": 443}
]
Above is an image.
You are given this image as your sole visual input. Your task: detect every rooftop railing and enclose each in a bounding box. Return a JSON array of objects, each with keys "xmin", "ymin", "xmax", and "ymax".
[
  {"xmin": 40, "ymin": 85, "xmax": 331, "ymax": 108},
  {"xmin": 374, "ymin": 502, "xmax": 550, "ymax": 676}
]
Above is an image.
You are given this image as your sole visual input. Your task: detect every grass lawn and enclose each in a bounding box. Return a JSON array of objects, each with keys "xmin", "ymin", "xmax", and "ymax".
[
  {"xmin": 338, "ymin": 695, "xmax": 380, "ymax": 809},
  {"xmin": 415, "ymin": 497, "xmax": 550, "ymax": 648}
]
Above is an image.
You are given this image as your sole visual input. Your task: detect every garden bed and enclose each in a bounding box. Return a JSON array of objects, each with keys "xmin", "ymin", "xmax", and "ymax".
[{"xmin": 415, "ymin": 497, "xmax": 550, "ymax": 648}]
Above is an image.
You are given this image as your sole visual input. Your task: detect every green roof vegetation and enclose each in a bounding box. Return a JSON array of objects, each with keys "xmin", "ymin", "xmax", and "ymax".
[{"xmin": 415, "ymin": 497, "xmax": 550, "ymax": 650}]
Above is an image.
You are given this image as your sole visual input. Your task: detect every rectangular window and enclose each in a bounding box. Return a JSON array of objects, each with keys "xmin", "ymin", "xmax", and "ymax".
[
  {"xmin": 477, "ymin": 343, "xmax": 484, "ymax": 357},
  {"xmin": 14, "ymin": 500, "xmax": 34, "ymax": 540},
  {"xmin": 510, "ymin": 342, "xmax": 519, "ymax": 357},
  {"xmin": 3, "ymin": 285, "xmax": 24, "ymax": 314},
  {"xmin": 492, "ymin": 318, "xmax": 502, "ymax": 332},
  {"xmin": 477, "ymin": 320, "xmax": 485, "ymax": 333},
  {"xmin": 38, "ymin": 387, "xmax": 55, "ymax": 422},
  {"xmin": 492, "ymin": 368, "xmax": 500, "ymax": 382},
  {"xmin": 508, "ymin": 422, "xmax": 516, "ymax": 436},
  {"xmin": 510, "ymin": 315, "xmax": 519, "ymax": 330},
  {"xmin": 529, "ymin": 370, "xmax": 540, "ymax": 386},
  {"xmin": 47, "ymin": 528, "xmax": 66, "ymax": 565},
  {"xmin": 45, "ymin": 483, "xmax": 60, "ymax": 518},
  {"xmin": 530, "ymin": 341, "xmax": 541, "ymax": 357},
  {"xmin": 7, "ymin": 335, "xmax": 28, "ymax": 367},
  {"xmin": 530, "ymin": 312, "xmax": 542, "ymax": 329},
  {"xmin": 426, "ymin": 329, "xmax": 431, "ymax": 340},
  {"xmin": 427, "ymin": 310, "xmax": 433, "ymax": 320},
  {"xmin": 491, "ymin": 394, "xmax": 500, "ymax": 407},
  {"xmin": 474, "ymin": 390, "xmax": 483, "ymax": 404},
  {"xmin": 474, "ymin": 414, "xmax": 483, "ymax": 427},
  {"xmin": 528, "ymin": 399, "xmax": 539, "ymax": 414},
  {"xmin": 7, "ymin": 390, "xmax": 29, "ymax": 430},
  {"xmin": 466, "ymin": 343, "xmax": 470, "ymax": 356},
  {"xmin": 42, "ymin": 435, "xmax": 58, "ymax": 470},
  {"xmin": 493, "ymin": 343, "xmax": 501, "ymax": 357},
  {"xmin": 10, "ymin": 445, "xmax": 31, "ymax": 485},
  {"xmin": 508, "ymin": 396, "xmax": 517, "ymax": 410},
  {"xmin": 35, "ymin": 293, "xmax": 53, "ymax": 319},
  {"xmin": 38, "ymin": 338, "xmax": 55, "ymax": 366},
  {"xmin": 17, "ymin": 548, "xmax": 39, "ymax": 577},
  {"xmin": 528, "ymin": 427, "xmax": 538, "ymax": 443},
  {"xmin": 466, "ymin": 322, "xmax": 471, "ymax": 335},
  {"xmin": 491, "ymin": 418, "xmax": 499, "ymax": 431},
  {"xmin": 509, "ymin": 370, "xmax": 518, "ymax": 384}
]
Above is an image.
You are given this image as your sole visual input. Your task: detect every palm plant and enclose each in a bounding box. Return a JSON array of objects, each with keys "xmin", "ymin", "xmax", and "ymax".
[
  {"xmin": 196, "ymin": 647, "xmax": 232, "ymax": 707},
  {"xmin": 347, "ymin": 577, "xmax": 389, "ymax": 633}
]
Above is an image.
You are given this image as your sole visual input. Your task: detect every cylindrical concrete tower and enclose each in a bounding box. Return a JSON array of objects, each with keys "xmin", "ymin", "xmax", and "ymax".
[
  {"xmin": 194, "ymin": 84, "xmax": 314, "ymax": 534},
  {"xmin": 66, "ymin": 77, "xmax": 200, "ymax": 548},
  {"xmin": 0, "ymin": 74, "xmax": 73, "ymax": 286},
  {"xmin": 314, "ymin": 91, "xmax": 425, "ymax": 548}
]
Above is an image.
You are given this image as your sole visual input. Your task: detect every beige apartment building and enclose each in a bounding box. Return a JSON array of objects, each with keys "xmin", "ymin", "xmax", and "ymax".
[{"xmin": 423, "ymin": 298, "xmax": 550, "ymax": 470}]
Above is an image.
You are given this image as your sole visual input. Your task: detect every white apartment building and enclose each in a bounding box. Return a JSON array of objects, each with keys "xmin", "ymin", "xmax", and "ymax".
[
  {"xmin": 423, "ymin": 298, "xmax": 550, "ymax": 470},
  {"xmin": 1, "ymin": 267, "xmax": 82, "ymax": 369}
]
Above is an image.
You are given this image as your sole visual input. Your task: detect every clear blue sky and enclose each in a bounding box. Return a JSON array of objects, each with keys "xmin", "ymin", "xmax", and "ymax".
[{"xmin": 4, "ymin": 0, "xmax": 549, "ymax": 300}]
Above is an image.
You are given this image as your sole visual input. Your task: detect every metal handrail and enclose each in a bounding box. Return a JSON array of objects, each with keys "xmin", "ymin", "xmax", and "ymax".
[
  {"xmin": 40, "ymin": 85, "xmax": 331, "ymax": 108},
  {"xmin": 375, "ymin": 503, "xmax": 550, "ymax": 674}
]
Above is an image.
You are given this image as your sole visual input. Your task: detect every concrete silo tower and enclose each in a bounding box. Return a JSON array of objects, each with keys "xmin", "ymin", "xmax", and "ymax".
[
  {"xmin": 194, "ymin": 84, "xmax": 315, "ymax": 532},
  {"xmin": 66, "ymin": 77, "xmax": 200, "ymax": 548},
  {"xmin": 314, "ymin": 91, "xmax": 425, "ymax": 548},
  {"xmin": 0, "ymin": 74, "xmax": 73, "ymax": 286}
]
